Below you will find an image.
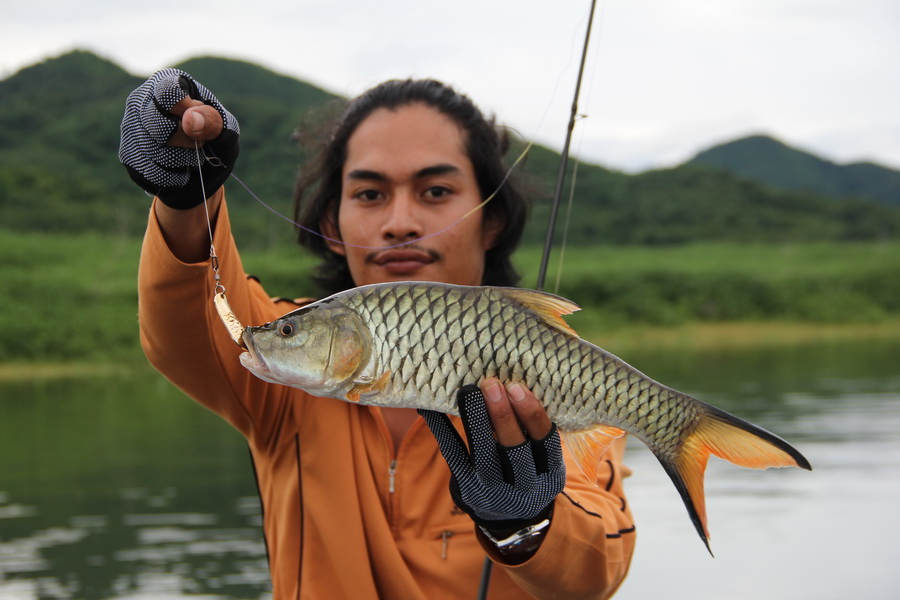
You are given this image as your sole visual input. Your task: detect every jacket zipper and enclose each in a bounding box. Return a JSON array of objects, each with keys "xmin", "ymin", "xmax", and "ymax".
[
  {"xmin": 441, "ymin": 530, "xmax": 454, "ymax": 560},
  {"xmin": 388, "ymin": 459, "xmax": 397, "ymax": 494}
]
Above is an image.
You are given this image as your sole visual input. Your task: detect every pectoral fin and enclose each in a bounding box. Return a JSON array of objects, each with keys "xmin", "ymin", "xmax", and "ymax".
[{"xmin": 346, "ymin": 370, "xmax": 392, "ymax": 403}]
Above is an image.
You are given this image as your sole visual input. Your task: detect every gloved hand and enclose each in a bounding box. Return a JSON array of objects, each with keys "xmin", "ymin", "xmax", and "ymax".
[
  {"xmin": 419, "ymin": 384, "xmax": 566, "ymax": 538},
  {"xmin": 118, "ymin": 68, "xmax": 240, "ymax": 209}
]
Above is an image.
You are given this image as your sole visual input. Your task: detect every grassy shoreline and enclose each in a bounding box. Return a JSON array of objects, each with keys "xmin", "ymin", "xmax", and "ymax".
[{"xmin": 4, "ymin": 232, "xmax": 900, "ymax": 366}]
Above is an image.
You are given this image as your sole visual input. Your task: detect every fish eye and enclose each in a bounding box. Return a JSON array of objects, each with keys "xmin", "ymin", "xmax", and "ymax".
[{"xmin": 278, "ymin": 322, "xmax": 295, "ymax": 337}]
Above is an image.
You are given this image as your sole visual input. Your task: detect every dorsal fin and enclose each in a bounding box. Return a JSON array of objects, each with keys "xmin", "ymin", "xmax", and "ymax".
[{"xmin": 495, "ymin": 288, "xmax": 581, "ymax": 337}]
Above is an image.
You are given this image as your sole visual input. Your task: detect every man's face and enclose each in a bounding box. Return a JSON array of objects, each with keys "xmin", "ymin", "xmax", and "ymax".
[{"xmin": 325, "ymin": 103, "xmax": 501, "ymax": 288}]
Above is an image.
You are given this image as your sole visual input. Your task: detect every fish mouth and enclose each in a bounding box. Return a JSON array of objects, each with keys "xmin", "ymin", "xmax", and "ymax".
[
  {"xmin": 238, "ymin": 328, "xmax": 268, "ymax": 375},
  {"xmin": 238, "ymin": 332, "xmax": 289, "ymax": 388}
]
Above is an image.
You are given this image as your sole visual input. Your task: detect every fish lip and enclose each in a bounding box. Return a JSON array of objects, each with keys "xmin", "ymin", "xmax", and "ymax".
[{"xmin": 239, "ymin": 327, "xmax": 266, "ymax": 372}]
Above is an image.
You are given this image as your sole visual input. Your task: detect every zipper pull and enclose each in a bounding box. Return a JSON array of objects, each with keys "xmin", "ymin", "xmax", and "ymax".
[
  {"xmin": 441, "ymin": 530, "xmax": 454, "ymax": 560},
  {"xmin": 388, "ymin": 459, "xmax": 397, "ymax": 494}
]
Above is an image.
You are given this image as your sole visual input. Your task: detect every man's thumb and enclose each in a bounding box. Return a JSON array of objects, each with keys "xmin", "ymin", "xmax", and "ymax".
[{"xmin": 182, "ymin": 105, "xmax": 223, "ymax": 141}]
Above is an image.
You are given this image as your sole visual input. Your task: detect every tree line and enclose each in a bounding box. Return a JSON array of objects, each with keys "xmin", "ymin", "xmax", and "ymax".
[{"xmin": 2, "ymin": 50, "xmax": 899, "ymax": 247}]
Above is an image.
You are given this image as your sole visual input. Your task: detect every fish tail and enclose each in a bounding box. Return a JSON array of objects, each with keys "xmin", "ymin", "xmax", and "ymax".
[{"xmin": 661, "ymin": 405, "xmax": 812, "ymax": 554}]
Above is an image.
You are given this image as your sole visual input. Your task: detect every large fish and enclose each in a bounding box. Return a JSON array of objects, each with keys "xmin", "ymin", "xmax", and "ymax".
[{"xmin": 236, "ymin": 281, "xmax": 811, "ymax": 550}]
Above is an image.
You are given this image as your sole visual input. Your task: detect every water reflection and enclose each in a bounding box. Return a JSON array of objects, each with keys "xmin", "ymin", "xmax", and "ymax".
[
  {"xmin": 1, "ymin": 339, "xmax": 899, "ymax": 599},
  {"xmin": 0, "ymin": 371, "xmax": 270, "ymax": 600},
  {"xmin": 615, "ymin": 339, "xmax": 900, "ymax": 600}
]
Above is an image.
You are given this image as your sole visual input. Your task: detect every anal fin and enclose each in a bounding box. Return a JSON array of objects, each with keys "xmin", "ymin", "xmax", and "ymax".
[{"xmin": 561, "ymin": 424, "xmax": 625, "ymax": 483}]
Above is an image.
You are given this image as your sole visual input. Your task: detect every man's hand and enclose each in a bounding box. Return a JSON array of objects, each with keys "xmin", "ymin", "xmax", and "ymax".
[
  {"xmin": 419, "ymin": 379, "xmax": 566, "ymax": 546},
  {"xmin": 118, "ymin": 68, "xmax": 240, "ymax": 210}
]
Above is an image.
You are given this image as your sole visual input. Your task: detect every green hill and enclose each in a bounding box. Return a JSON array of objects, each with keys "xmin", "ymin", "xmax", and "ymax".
[
  {"xmin": 689, "ymin": 134, "xmax": 900, "ymax": 206},
  {"xmin": 0, "ymin": 50, "xmax": 343, "ymax": 244},
  {"xmin": 2, "ymin": 50, "xmax": 899, "ymax": 246},
  {"xmin": 0, "ymin": 51, "xmax": 145, "ymax": 234}
]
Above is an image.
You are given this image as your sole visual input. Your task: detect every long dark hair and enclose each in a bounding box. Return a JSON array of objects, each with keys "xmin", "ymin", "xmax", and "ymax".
[{"xmin": 292, "ymin": 79, "xmax": 528, "ymax": 296}]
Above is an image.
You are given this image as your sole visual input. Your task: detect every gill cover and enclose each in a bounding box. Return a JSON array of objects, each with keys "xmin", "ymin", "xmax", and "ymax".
[{"xmin": 242, "ymin": 305, "xmax": 373, "ymax": 396}]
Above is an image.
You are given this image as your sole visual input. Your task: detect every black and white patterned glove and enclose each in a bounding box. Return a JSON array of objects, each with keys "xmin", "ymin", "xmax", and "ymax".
[
  {"xmin": 419, "ymin": 385, "xmax": 566, "ymax": 537},
  {"xmin": 118, "ymin": 68, "xmax": 240, "ymax": 209}
]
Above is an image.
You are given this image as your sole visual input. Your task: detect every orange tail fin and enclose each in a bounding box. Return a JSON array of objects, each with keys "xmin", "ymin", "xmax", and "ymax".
[{"xmin": 660, "ymin": 405, "xmax": 811, "ymax": 554}]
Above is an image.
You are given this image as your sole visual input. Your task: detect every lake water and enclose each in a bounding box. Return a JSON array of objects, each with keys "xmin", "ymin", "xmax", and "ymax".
[{"xmin": 2, "ymin": 339, "xmax": 899, "ymax": 600}]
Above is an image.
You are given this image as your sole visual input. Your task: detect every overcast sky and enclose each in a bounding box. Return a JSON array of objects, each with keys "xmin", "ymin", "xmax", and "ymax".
[{"xmin": 2, "ymin": 0, "xmax": 898, "ymax": 173}]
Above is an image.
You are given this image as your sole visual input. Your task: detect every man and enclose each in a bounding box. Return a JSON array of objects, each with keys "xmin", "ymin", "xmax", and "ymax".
[{"xmin": 120, "ymin": 70, "xmax": 634, "ymax": 599}]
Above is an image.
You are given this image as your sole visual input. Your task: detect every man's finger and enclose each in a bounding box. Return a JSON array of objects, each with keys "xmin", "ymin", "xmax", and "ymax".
[
  {"xmin": 481, "ymin": 378, "xmax": 527, "ymax": 447},
  {"xmin": 457, "ymin": 385, "xmax": 503, "ymax": 475},
  {"xmin": 505, "ymin": 382, "xmax": 553, "ymax": 441}
]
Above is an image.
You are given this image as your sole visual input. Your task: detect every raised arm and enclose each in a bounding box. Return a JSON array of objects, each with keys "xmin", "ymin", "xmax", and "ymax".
[
  {"xmin": 118, "ymin": 68, "xmax": 239, "ymax": 262},
  {"xmin": 120, "ymin": 70, "xmax": 290, "ymax": 440}
]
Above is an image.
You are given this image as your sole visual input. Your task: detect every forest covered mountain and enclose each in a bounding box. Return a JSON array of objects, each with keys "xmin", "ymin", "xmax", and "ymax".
[
  {"xmin": 689, "ymin": 134, "xmax": 900, "ymax": 206},
  {"xmin": 2, "ymin": 50, "xmax": 898, "ymax": 246}
]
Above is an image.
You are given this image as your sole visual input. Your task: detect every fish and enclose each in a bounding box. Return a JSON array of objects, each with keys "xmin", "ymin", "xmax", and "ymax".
[{"xmin": 237, "ymin": 281, "xmax": 811, "ymax": 551}]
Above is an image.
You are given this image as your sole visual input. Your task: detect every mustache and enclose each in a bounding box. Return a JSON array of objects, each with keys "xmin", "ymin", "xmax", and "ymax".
[{"xmin": 365, "ymin": 243, "xmax": 442, "ymax": 264}]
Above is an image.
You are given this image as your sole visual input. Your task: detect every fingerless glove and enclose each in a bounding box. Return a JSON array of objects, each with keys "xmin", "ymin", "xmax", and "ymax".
[
  {"xmin": 419, "ymin": 385, "xmax": 566, "ymax": 538},
  {"xmin": 118, "ymin": 68, "xmax": 240, "ymax": 209}
]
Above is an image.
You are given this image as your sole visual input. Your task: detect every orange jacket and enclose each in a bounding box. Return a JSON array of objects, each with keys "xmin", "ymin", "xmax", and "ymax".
[{"xmin": 138, "ymin": 194, "xmax": 636, "ymax": 599}]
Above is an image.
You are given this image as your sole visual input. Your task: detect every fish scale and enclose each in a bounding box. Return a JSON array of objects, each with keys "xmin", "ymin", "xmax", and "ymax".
[
  {"xmin": 239, "ymin": 280, "xmax": 811, "ymax": 550},
  {"xmin": 355, "ymin": 283, "xmax": 706, "ymax": 463},
  {"xmin": 345, "ymin": 283, "xmax": 682, "ymax": 442}
]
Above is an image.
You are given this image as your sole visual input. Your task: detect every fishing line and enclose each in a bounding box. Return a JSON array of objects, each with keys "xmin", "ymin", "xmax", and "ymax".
[
  {"xmin": 552, "ymin": 1, "xmax": 604, "ymax": 295},
  {"xmin": 194, "ymin": 141, "xmax": 222, "ymax": 292},
  {"xmin": 228, "ymin": 138, "xmax": 534, "ymax": 251},
  {"xmin": 195, "ymin": 140, "xmax": 246, "ymax": 348},
  {"xmin": 551, "ymin": 20, "xmax": 602, "ymax": 295},
  {"xmin": 552, "ymin": 142, "xmax": 582, "ymax": 295},
  {"xmin": 536, "ymin": 0, "xmax": 599, "ymax": 292},
  {"xmin": 220, "ymin": 11, "xmax": 596, "ymax": 254},
  {"xmin": 478, "ymin": 2, "xmax": 600, "ymax": 596}
]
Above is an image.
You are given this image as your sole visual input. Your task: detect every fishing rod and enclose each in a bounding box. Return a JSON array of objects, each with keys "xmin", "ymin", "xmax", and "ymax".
[
  {"xmin": 535, "ymin": 0, "xmax": 598, "ymax": 292},
  {"xmin": 194, "ymin": 4, "xmax": 600, "ymax": 594},
  {"xmin": 477, "ymin": 2, "xmax": 600, "ymax": 598}
]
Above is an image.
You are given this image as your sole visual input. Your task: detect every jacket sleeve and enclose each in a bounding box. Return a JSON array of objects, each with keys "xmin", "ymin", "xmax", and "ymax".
[
  {"xmin": 137, "ymin": 192, "xmax": 299, "ymax": 450},
  {"xmin": 482, "ymin": 436, "xmax": 636, "ymax": 600}
]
